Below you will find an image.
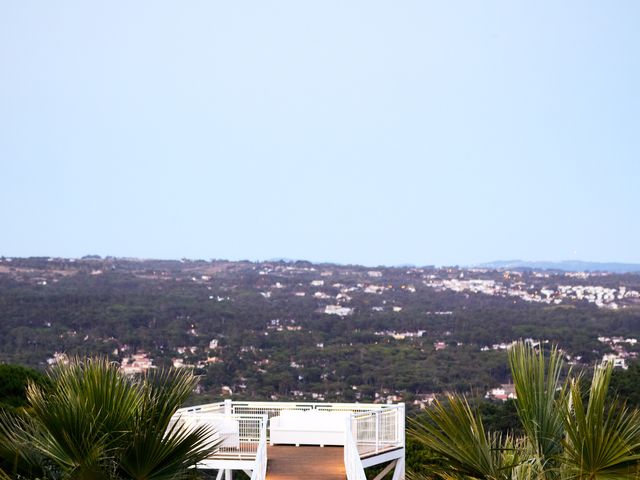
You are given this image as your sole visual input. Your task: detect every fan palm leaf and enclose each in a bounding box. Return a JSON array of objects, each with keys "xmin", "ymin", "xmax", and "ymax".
[
  {"xmin": 25, "ymin": 358, "xmax": 140, "ymax": 479},
  {"xmin": 410, "ymin": 342, "xmax": 640, "ymax": 479},
  {"xmin": 562, "ymin": 361, "xmax": 640, "ymax": 479},
  {"xmin": 118, "ymin": 368, "xmax": 217, "ymax": 480},
  {"xmin": 0, "ymin": 357, "xmax": 217, "ymax": 480},
  {"xmin": 408, "ymin": 394, "xmax": 518, "ymax": 480},
  {"xmin": 508, "ymin": 341, "xmax": 567, "ymax": 479},
  {"xmin": 0, "ymin": 409, "xmax": 51, "ymax": 479}
]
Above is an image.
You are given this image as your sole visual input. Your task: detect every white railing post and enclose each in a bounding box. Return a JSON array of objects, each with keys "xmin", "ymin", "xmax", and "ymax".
[
  {"xmin": 344, "ymin": 416, "xmax": 351, "ymax": 463},
  {"xmin": 250, "ymin": 414, "xmax": 268, "ymax": 480},
  {"xmin": 224, "ymin": 399, "xmax": 233, "ymax": 416},
  {"xmin": 398, "ymin": 403, "xmax": 405, "ymax": 447},
  {"xmin": 344, "ymin": 416, "xmax": 352, "ymax": 479},
  {"xmin": 375, "ymin": 411, "xmax": 379, "ymax": 454}
]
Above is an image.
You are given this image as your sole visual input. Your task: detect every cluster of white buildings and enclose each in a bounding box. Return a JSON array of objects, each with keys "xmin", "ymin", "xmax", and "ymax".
[
  {"xmin": 374, "ymin": 330, "xmax": 425, "ymax": 340},
  {"xmin": 425, "ymin": 277, "xmax": 639, "ymax": 309},
  {"xmin": 481, "ymin": 338, "xmax": 545, "ymax": 352},
  {"xmin": 120, "ymin": 352, "xmax": 154, "ymax": 375},
  {"xmin": 255, "ymin": 267, "xmax": 421, "ymax": 318},
  {"xmin": 598, "ymin": 336, "xmax": 638, "ymax": 370},
  {"xmin": 324, "ymin": 305, "xmax": 354, "ymax": 316},
  {"xmin": 266, "ymin": 319, "xmax": 303, "ymax": 331},
  {"xmin": 556, "ymin": 285, "xmax": 639, "ymax": 309},
  {"xmin": 485, "ymin": 383, "xmax": 517, "ymax": 402},
  {"xmin": 425, "ymin": 278, "xmax": 554, "ymax": 304}
]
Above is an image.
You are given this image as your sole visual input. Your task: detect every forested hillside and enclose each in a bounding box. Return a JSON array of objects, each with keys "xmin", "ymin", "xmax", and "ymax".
[{"xmin": 1, "ymin": 256, "xmax": 639, "ymax": 405}]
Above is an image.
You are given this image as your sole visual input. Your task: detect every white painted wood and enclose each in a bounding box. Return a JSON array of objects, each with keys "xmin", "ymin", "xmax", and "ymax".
[
  {"xmin": 197, "ymin": 459, "xmax": 256, "ymax": 470},
  {"xmin": 344, "ymin": 417, "xmax": 367, "ymax": 480},
  {"xmin": 361, "ymin": 448, "xmax": 404, "ymax": 468},
  {"xmin": 372, "ymin": 460, "xmax": 397, "ymax": 480},
  {"xmin": 391, "ymin": 456, "xmax": 405, "ymax": 480}
]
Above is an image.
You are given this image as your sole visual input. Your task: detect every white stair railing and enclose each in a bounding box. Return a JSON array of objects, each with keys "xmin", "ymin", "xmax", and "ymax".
[
  {"xmin": 344, "ymin": 417, "xmax": 367, "ymax": 480},
  {"xmin": 250, "ymin": 415, "xmax": 268, "ymax": 480}
]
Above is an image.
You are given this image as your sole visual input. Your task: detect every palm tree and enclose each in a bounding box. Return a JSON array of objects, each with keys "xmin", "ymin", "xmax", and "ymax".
[
  {"xmin": 0, "ymin": 358, "xmax": 217, "ymax": 480},
  {"xmin": 409, "ymin": 341, "xmax": 640, "ymax": 480}
]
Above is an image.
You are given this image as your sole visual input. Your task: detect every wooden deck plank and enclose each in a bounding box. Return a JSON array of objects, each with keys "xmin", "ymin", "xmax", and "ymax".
[{"xmin": 266, "ymin": 446, "xmax": 345, "ymax": 480}]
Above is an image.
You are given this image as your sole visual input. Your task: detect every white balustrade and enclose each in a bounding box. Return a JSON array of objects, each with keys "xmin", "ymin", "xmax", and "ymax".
[{"xmin": 350, "ymin": 404, "xmax": 405, "ymax": 456}]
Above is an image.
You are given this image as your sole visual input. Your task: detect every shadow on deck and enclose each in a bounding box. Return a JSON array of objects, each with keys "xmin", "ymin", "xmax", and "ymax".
[{"xmin": 266, "ymin": 446, "xmax": 345, "ymax": 480}]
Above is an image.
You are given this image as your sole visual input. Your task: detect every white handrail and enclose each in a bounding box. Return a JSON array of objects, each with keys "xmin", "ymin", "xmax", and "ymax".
[
  {"xmin": 344, "ymin": 417, "xmax": 367, "ymax": 480},
  {"xmin": 179, "ymin": 400, "xmax": 400, "ymax": 416},
  {"xmin": 178, "ymin": 401, "xmax": 227, "ymax": 415},
  {"xmin": 173, "ymin": 412, "xmax": 267, "ymax": 460},
  {"xmin": 250, "ymin": 415, "xmax": 268, "ymax": 480},
  {"xmin": 351, "ymin": 404, "xmax": 404, "ymax": 456}
]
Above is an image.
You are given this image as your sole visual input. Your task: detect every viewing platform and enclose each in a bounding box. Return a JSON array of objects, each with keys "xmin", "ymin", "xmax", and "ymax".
[{"xmin": 173, "ymin": 400, "xmax": 405, "ymax": 480}]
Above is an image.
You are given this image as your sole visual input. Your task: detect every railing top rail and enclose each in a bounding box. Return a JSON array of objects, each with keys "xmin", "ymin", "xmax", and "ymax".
[
  {"xmin": 178, "ymin": 412, "xmax": 268, "ymax": 420},
  {"xmin": 179, "ymin": 400, "xmax": 403, "ymax": 412},
  {"xmin": 352, "ymin": 405, "xmax": 403, "ymax": 418},
  {"xmin": 177, "ymin": 401, "xmax": 226, "ymax": 414},
  {"xmin": 228, "ymin": 401, "xmax": 400, "ymax": 408}
]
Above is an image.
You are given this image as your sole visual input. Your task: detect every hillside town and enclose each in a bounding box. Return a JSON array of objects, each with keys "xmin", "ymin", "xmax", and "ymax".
[{"xmin": 425, "ymin": 275, "xmax": 640, "ymax": 309}]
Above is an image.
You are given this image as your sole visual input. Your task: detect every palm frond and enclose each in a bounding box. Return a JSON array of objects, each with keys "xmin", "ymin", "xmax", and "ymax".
[
  {"xmin": 24, "ymin": 357, "xmax": 140, "ymax": 477},
  {"xmin": 508, "ymin": 341, "xmax": 567, "ymax": 478},
  {"xmin": 408, "ymin": 394, "xmax": 518, "ymax": 480},
  {"xmin": 562, "ymin": 361, "xmax": 640, "ymax": 479},
  {"xmin": 138, "ymin": 367, "xmax": 198, "ymax": 430},
  {"xmin": 0, "ymin": 409, "xmax": 50, "ymax": 479},
  {"xmin": 0, "ymin": 357, "xmax": 214, "ymax": 480},
  {"xmin": 120, "ymin": 420, "xmax": 216, "ymax": 480},
  {"xmin": 118, "ymin": 368, "xmax": 218, "ymax": 480}
]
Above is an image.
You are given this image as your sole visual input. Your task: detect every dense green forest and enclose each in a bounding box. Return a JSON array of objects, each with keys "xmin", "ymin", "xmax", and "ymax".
[
  {"xmin": 3, "ymin": 355, "xmax": 640, "ymax": 478},
  {"xmin": 1, "ymin": 256, "xmax": 639, "ymax": 404}
]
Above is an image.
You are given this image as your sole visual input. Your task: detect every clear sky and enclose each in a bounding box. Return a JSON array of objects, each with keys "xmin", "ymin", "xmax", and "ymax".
[{"xmin": 1, "ymin": 1, "xmax": 639, "ymax": 266}]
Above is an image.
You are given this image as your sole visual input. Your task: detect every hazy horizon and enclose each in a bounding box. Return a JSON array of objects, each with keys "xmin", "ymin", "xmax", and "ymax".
[
  {"xmin": 4, "ymin": 254, "xmax": 640, "ymax": 272},
  {"xmin": 2, "ymin": 2, "xmax": 639, "ymax": 266}
]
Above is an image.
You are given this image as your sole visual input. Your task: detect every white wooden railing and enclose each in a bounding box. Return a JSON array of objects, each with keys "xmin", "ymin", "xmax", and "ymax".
[
  {"xmin": 344, "ymin": 404, "xmax": 405, "ymax": 480},
  {"xmin": 350, "ymin": 404, "xmax": 405, "ymax": 456},
  {"xmin": 344, "ymin": 417, "xmax": 367, "ymax": 480},
  {"xmin": 250, "ymin": 414, "xmax": 268, "ymax": 480},
  {"xmin": 172, "ymin": 409, "xmax": 268, "ymax": 480},
  {"xmin": 229, "ymin": 400, "xmax": 391, "ymax": 424}
]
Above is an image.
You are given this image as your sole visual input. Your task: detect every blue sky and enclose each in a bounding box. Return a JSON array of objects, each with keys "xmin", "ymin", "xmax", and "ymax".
[{"xmin": 1, "ymin": 1, "xmax": 639, "ymax": 266}]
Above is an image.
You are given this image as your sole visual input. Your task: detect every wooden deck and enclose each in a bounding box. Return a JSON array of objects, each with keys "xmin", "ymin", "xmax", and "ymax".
[{"xmin": 266, "ymin": 446, "xmax": 345, "ymax": 480}]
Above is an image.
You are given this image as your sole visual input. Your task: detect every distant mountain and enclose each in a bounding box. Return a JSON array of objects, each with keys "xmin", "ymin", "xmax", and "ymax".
[{"xmin": 477, "ymin": 260, "xmax": 640, "ymax": 273}]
